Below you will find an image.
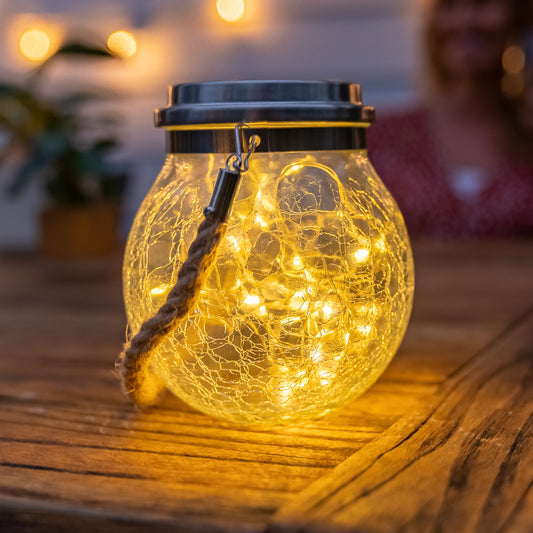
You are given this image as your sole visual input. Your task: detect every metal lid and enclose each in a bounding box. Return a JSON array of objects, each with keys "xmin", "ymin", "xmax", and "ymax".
[{"xmin": 154, "ymin": 80, "xmax": 375, "ymax": 127}]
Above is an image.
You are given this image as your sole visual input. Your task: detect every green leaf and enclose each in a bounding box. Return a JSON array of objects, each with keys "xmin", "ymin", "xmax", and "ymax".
[
  {"xmin": 6, "ymin": 150, "xmax": 50, "ymax": 195},
  {"xmin": 33, "ymin": 41, "xmax": 117, "ymax": 78},
  {"xmin": 53, "ymin": 88, "xmax": 117, "ymax": 110},
  {"xmin": 0, "ymin": 40, "xmax": 121, "ymax": 204},
  {"xmin": 100, "ymin": 172, "xmax": 127, "ymax": 202},
  {"xmin": 5, "ymin": 132, "xmax": 68, "ymax": 195},
  {"xmin": 51, "ymin": 42, "xmax": 115, "ymax": 59},
  {"xmin": 0, "ymin": 84, "xmax": 34, "ymax": 110},
  {"xmin": 91, "ymin": 138, "xmax": 119, "ymax": 152},
  {"xmin": 0, "ymin": 83, "xmax": 26, "ymax": 98}
]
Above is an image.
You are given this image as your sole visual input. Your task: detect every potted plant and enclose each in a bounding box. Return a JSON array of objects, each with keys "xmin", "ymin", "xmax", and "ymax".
[{"xmin": 0, "ymin": 42, "xmax": 126, "ymax": 259}]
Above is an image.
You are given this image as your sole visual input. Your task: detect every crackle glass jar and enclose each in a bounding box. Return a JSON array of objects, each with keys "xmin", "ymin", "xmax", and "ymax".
[{"xmin": 123, "ymin": 81, "xmax": 414, "ymax": 425}]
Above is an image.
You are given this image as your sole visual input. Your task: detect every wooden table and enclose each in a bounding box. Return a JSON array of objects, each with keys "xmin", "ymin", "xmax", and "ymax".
[{"xmin": 1, "ymin": 240, "xmax": 532, "ymax": 533}]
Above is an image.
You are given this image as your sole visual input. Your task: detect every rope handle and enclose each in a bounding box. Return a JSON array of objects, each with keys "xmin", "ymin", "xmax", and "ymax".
[{"xmin": 117, "ymin": 125, "xmax": 260, "ymax": 406}]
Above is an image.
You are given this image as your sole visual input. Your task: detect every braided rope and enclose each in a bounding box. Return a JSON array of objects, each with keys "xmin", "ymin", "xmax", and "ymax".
[{"xmin": 118, "ymin": 212, "xmax": 226, "ymax": 406}]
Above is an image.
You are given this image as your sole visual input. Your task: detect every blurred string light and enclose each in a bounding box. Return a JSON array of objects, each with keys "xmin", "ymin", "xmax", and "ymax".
[
  {"xmin": 216, "ymin": 0, "xmax": 245, "ymax": 22},
  {"xmin": 19, "ymin": 28, "xmax": 50, "ymax": 61},
  {"xmin": 107, "ymin": 30, "xmax": 137, "ymax": 58},
  {"xmin": 502, "ymin": 45, "xmax": 526, "ymax": 75},
  {"xmin": 502, "ymin": 44, "xmax": 527, "ymax": 99}
]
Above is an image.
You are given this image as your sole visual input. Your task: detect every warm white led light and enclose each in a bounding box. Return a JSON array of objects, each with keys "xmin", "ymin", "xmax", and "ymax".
[
  {"xmin": 354, "ymin": 248, "xmax": 370, "ymax": 263},
  {"xmin": 216, "ymin": 0, "xmax": 245, "ymax": 22},
  {"xmin": 19, "ymin": 28, "xmax": 50, "ymax": 61},
  {"xmin": 150, "ymin": 284, "xmax": 168, "ymax": 297},
  {"xmin": 107, "ymin": 30, "xmax": 137, "ymax": 58}
]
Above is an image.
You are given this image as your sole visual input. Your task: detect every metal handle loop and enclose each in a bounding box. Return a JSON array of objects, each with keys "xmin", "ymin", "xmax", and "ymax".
[{"xmin": 225, "ymin": 123, "xmax": 261, "ymax": 172}]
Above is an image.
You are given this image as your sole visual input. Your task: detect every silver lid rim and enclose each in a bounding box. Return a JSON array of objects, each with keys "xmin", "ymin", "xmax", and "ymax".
[{"xmin": 155, "ymin": 80, "xmax": 374, "ymax": 127}]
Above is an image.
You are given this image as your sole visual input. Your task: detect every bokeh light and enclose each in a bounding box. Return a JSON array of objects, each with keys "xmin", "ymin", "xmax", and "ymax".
[
  {"xmin": 502, "ymin": 45, "xmax": 526, "ymax": 75},
  {"xmin": 501, "ymin": 73, "xmax": 525, "ymax": 99},
  {"xmin": 107, "ymin": 30, "xmax": 137, "ymax": 58},
  {"xmin": 19, "ymin": 28, "xmax": 50, "ymax": 61},
  {"xmin": 216, "ymin": 0, "xmax": 245, "ymax": 22}
]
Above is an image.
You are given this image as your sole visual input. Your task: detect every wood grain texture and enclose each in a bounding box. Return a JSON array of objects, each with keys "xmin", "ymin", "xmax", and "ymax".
[
  {"xmin": 1, "ymin": 240, "xmax": 533, "ymax": 532},
  {"xmin": 0, "ymin": 254, "xmax": 426, "ymax": 532},
  {"xmin": 271, "ymin": 310, "xmax": 533, "ymax": 533}
]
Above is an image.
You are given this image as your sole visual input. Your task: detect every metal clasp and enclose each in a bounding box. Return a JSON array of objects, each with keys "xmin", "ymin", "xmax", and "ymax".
[
  {"xmin": 225, "ymin": 123, "xmax": 261, "ymax": 173},
  {"xmin": 204, "ymin": 123, "xmax": 261, "ymax": 222}
]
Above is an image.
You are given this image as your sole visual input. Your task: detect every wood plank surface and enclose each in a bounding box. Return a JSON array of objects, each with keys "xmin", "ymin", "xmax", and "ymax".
[
  {"xmin": 0, "ymin": 253, "xmax": 427, "ymax": 533},
  {"xmin": 1, "ymin": 240, "xmax": 532, "ymax": 532},
  {"xmin": 271, "ymin": 244, "xmax": 533, "ymax": 533},
  {"xmin": 272, "ymin": 310, "xmax": 533, "ymax": 532}
]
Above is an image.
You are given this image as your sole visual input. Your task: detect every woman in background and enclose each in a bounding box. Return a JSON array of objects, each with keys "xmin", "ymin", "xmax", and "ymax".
[{"xmin": 368, "ymin": 0, "xmax": 533, "ymax": 237}]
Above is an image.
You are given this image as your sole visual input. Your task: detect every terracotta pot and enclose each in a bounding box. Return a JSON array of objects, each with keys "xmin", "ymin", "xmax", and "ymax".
[{"xmin": 40, "ymin": 204, "xmax": 120, "ymax": 259}]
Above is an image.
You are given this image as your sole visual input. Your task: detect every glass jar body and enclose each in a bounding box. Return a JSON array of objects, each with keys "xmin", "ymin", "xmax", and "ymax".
[{"xmin": 123, "ymin": 149, "xmax": 414, "ymax": 425}]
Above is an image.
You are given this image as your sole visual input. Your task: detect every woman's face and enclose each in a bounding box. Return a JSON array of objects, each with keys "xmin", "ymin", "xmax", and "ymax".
[{"xmin": 429, "ymin": 0, "xmax": 513, "ymax": 79}]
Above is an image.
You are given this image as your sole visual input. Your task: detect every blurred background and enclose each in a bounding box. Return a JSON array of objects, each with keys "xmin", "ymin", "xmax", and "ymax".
[{"xmin": 0, "ymin": 0, "xmax": 421, "ymax": 253}]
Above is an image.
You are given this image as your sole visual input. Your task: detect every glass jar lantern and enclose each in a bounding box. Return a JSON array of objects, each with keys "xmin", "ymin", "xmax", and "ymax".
[{"xmin": 123, "ymin": 81, "xmax": 414, "ymax": 425}]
